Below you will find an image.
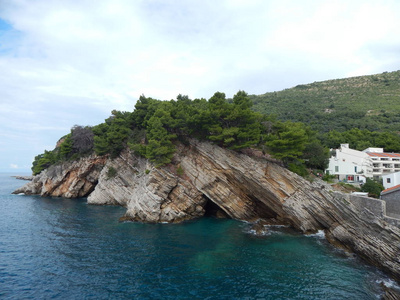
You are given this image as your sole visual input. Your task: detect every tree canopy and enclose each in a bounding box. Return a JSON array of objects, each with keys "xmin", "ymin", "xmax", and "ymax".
[
  {"xmin": 30, "ymin": 71, "xmax": 400, "ymax": 179},
  {"xmin": 31, "ymin": 90, "xmax": 331, "ymax": 176}
]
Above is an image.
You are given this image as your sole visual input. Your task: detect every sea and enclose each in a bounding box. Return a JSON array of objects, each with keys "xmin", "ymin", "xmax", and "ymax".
[{"xmin": 0, "ymin": 173, "xmax": 397, "ymax": 299}]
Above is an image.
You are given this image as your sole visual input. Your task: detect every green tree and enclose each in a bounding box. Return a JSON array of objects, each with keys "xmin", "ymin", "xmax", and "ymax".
[
  {"xmin": 206, "ymin": 91, "xmax": 261, "ymax": 149},
  {"xmin": 93, "ymin": 110, "xmax": 133, "ymax": 157},
  {"xmin": 233, "ymin": 90, "xmax": 253, "ymax": 109},
  {"xmin": 93, "ymin": 123, "xmax": 111, "ymax": 156},
  {"xmin": 139, "ymin": 113, "xmax": 177, "ymax": 166},
  {"xmin": 265, "ymin": 122, "xmax": 308, "ymax": 164},
  {"xmin": 31, "ymin": 150, "xmax": 57, "ymax": 175},
  {"xmin": 59, "ymin": 134, "xmax": 73, "ymax": 159},
  {"xmin": 321, "ymin": 129, "xmax": 400, "ymax": 153},
  {"xmin": 361, "ymin": 178, "xmax": 384, "ymax": 198},
  {"xmin": 302, "ymin": 140, "xmax": 329, "ymax": 170},
  {"xmin": 132, "ymin": 95, "xmax": 160, "ymax": 128}
]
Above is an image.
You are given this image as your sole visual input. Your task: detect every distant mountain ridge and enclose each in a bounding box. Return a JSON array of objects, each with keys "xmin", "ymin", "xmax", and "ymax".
[{"xmin": 250, "ymin": 70, "xmax": 400, "ymax": 133}]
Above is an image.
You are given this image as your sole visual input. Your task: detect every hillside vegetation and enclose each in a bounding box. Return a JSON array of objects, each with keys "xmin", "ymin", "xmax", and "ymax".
[
  {"xmin": 250, "ymin": 70, "xmax": 400, "ymax": 133},
  {"xmin": 31, "ymin": 71, "xmax": 400, "ymax": 177},
  {"xmin": 32, "ymin": 92, "xmax": 326, "ymax": 176}
]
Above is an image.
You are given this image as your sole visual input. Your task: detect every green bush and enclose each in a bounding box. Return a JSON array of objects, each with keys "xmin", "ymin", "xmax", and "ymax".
[
  {"xmin": 322, "ymin": 173, "xmax": 336, "ymax": 183},
  {"xmin": 106, "ymin": 166, "xmax": 117, "ymax": 179},
  {"xmin": 177, "ymin": 165, "xmax": 184, "ymax": 176},
  {"xmin": 361, "ymin": 178, "xmax": 384, "ymax": 198},
  {"xmin": 288, "ymin": 161, "xmax": 308, "ymax": 177}
]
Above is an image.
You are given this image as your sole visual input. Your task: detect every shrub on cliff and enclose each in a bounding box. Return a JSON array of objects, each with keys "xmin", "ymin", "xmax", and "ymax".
[
  {"xmin": 71, "ymin": 125, "xmax": 94, "ymax": 154},
  {"xmin": 32, "ymin": 150, "xmax": 57, "ymax": 175},
  {"xmin": 93, "ymin": 110, "xmax": 133, "ymax": 158}
]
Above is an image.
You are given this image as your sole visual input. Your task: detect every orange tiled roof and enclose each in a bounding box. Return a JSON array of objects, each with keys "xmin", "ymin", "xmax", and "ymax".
[
  {"xmin": 381, "ymin": 184, "xmax": 400, "ymax": 195},
  {"xmin": 367, "ymin": 152, "xmax": 400, "ymax": 158}
]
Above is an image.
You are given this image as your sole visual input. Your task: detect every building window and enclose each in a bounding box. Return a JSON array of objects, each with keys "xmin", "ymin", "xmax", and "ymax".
[
  {"xmin": 354, "ymin": 166, "xmax": 357, "ymax": 173},
  {"xmin": 335, "ymin": 166, "xmax": 339, "ymax": 172},
  {"xmin": 387, "ymin": 178, "xmax": 391, "ymax": 183}
]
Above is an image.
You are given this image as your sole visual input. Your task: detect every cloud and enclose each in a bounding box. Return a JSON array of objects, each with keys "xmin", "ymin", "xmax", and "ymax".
[
  {"xmin": 10, "ymin": 164, "xmax": 18, "ymax": 169},
  {"xmin": 0, "ymin": 0, "xmax": 400, "ymax": 171}
]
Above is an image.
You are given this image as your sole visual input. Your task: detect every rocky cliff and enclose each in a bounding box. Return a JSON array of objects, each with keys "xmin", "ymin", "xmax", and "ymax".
[
  {"xmin": 13, "ymin": 140, "xmax": 400, "ymax": 282},
  {"xmin": 15, "ymin": 155, "xmax": 106, "ymax": 198}
]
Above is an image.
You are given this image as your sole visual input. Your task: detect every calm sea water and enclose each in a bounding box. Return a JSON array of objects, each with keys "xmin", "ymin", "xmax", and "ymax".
[{"xmin": 0, "ymin": 173, "xmax": 394, "ymax": 299}]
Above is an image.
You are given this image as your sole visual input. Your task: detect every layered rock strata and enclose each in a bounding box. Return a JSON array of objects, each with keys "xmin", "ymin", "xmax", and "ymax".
[
  {"xmin": 13, "ymin": 140, "xmax": 400, "ymax": 282},
  {"xmin": 86, "ymin": 149, "xmax": 207, "ymax": 223},
  {"xmin": 14, "ymin": 155, "xmax": 106, "ymax": 198}
]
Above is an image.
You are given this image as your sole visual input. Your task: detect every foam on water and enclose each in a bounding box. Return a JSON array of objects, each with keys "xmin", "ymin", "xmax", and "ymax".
[{"xmin": 306, "ymin": 229, "xmax": 326, "ymax": 239}]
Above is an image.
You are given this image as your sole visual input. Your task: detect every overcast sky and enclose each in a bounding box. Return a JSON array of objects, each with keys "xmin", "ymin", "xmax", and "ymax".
[{"xmin": 1, "ymin": 0, "xmax": 400, "ymax": 173}]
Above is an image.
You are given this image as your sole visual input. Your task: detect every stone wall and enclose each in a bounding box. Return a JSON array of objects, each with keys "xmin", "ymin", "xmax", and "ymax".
[
  {"xmin": 349, "ymin": 194, "xmax": 400, "ymax": 226},
  {"xmin": 349, "ymin": 194, "xmax": 386, "ymax": 218},
  {"xmin": 385, "ymin": 216, "xmax": 400, "ymax": 227}
]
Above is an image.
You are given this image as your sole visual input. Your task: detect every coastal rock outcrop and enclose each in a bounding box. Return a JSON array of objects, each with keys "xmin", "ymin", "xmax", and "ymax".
[
  {"xmin": 13, "ymin": 155, "xmax": 106, "ymax": 198},
  {"xmin": 13, "ymin": 140, "xmax": 400, "ymax": 282},
  {"xmin": 87, "ymin": 149, "xmax": 207, "ymax": 223}
]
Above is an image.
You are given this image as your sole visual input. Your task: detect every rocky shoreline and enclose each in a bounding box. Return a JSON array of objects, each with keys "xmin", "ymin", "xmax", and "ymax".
[
  {"xmin": 12, "ymin": 175, "xmax": 33, "ymax": 181},
  {"xmin": 13, "ymin": 140, "xmax": 400, "ymax": 283}
]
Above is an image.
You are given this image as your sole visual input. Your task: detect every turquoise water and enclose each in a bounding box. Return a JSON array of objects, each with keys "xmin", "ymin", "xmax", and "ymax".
[{"xmin": 0, "ymin": 173, "xmax": 392, "ymax": 299}]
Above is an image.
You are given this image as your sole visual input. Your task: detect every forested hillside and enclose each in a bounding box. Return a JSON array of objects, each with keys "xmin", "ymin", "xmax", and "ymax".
[
  {"xmin": 31, "ymin": 71, "xmax": 400, "ymax": 178},
  {"xmin": 250, "ymin": 70, "xmax": 400, "ymax": 133}
]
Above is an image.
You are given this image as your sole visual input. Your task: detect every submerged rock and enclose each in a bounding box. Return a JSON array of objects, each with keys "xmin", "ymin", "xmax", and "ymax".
[
  {"xmin": 249, "ymin": 220, "xmax": 271, "ymax": 236},
  {"xmin": 13, "ymin": 140, "xmax": 400, "ymax": 282}
]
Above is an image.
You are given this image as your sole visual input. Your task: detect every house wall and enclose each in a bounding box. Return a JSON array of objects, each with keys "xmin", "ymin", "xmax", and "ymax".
[
  {"xmin": 381, "ymin": 191, "xmax": 400, "ymax": 219},
  {"xmin": 326, "ymin": 144, "xmax": 400, "ymax": 181},
  {"xmin": 382, "ymin": 172, "xmax": 400, "ymax": 190},
  {"xmin": 326, "ymin": 144, "xmax": 372, "ymax": 182}
]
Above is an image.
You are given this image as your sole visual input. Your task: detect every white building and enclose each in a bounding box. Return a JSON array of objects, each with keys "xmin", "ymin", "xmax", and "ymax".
[
  {"xmin": 326, "ymin": 144, "xmax": 400, "ymax": 183},
  {"xmin": 381, "ymin": 172, "xmax": 400, "ymax": 190},
  {"xmin": 326, "ymin": 144, "xmax": 373, "ymax": 183},
  {"xmin": 365, "ymin": 150, "xmax": 400, "ymax": 177}
]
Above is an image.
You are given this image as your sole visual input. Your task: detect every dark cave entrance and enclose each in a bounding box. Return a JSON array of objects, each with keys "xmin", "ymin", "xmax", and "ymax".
[{"xmin": 203, "ymin": 197, "xmax": 230, "ymax": 219}]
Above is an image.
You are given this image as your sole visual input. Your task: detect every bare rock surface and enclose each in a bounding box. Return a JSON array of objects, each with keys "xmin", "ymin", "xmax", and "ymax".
[
  {"xmin": 87, "ymin": 149, "xmax": 206, "ymax": 223},
  {"xmin": 13, "ymin": 176, "xmax": 33, "ymax": 181},
  {"xmin": 13, "ymin": 155, "xmax": 106, "ymax": 198},
  {"xmin": 13, "ymin": 140, "xmax": 400, "ymax": 281}
]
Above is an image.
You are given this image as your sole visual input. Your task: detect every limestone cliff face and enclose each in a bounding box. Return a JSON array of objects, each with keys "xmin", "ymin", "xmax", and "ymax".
[
  {"xmin": 87, "ymin": 149, "xmax": 207, "ymax": 223},
  {"xmin": 13, "ymin": 140, "xmax": 400, "ymax": 281},
  {"xmin": 14, "ymin": 155, "xmax": 106, "ymax": 198}
]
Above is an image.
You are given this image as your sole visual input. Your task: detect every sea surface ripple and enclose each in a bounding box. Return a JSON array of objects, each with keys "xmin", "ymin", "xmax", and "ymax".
[{"xmin": 0, "ymin": 174, "xmax": 390, "ymax": 299}]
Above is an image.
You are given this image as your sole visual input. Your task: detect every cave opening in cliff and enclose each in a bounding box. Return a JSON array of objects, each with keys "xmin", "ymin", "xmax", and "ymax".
[
  {"xmin": 249, "ymin": 194, "xmax": 279, "ymax": 220},
  {"xmin": 203, "ymin": 198, "xmax": 230, "ymax": 219}
]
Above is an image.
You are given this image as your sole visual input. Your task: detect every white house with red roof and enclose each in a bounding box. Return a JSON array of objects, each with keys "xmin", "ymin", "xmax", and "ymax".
[{"xmin": 326, "ymin": 144, "xmax": 400, "ymax": 183}]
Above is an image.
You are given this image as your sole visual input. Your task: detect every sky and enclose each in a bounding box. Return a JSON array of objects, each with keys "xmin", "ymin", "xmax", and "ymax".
[{"xmin": 1, "ymin": 0, "xmax": 400, "ymax": 173}]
